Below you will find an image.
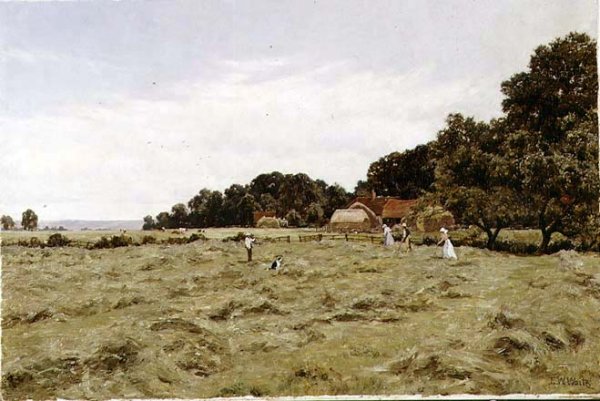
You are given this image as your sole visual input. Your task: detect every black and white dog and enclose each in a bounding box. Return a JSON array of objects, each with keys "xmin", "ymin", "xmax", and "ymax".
[{"xmin": 270, "ymin": 255, "xmax": 283, "ymax": 270}]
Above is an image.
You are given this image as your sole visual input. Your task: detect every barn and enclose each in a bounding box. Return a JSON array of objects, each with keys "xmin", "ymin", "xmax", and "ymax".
[{"xmin": 344, "ymin": 196, "xmax": 418, "ymax": 226}]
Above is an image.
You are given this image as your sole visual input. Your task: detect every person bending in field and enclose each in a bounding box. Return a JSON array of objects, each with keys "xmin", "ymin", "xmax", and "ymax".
[
  {"xmin": 244, "ymin": 233, "xmax": 255, "ymax": 262},
  {"xmin": 437, "ymin": 227, "xmax": 457, "ymax": 259},
  {"xmin": 400, "ymin": 222, "xmax": 412, "ymax": 252},
  {"xmin": 382, "ymin": 224, "xmax": 395, "ymax": 247}
]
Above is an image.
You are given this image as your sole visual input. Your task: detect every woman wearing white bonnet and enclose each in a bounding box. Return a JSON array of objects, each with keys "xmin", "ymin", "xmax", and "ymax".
[
  {"xmin": 382, "ymin": 224, "xmax": 395, "ymax": 247},
  {"xmin": 438, "ymin": 227, "xmax": 457, "ymax": 259}
]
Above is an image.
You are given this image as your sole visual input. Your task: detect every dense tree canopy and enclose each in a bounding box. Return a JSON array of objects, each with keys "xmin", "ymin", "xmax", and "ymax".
[
  {"xmin": 501, "ymin": 32, "xmax": 597, "ymax": 145},
  {"xmin": 432, "ymin": 115, "xmax": 523, "ymax": 249},
  {"xmin": 21, "ymin": 209, "xmax": 38, "ymax": 231},
  {"xmin": 367, "ymin": 143, "xmax": 435, "ymax": 198},
  {"xmin": 1, "ymin": 215, "xmax": 15, "ymax": 230},
  {"xmin": 146, "ymin": 172, "xmax": 351, "ymax": 229},
  {"xmin": 500, "ymin": 33, "xmax": 598, "ymax": 252}
]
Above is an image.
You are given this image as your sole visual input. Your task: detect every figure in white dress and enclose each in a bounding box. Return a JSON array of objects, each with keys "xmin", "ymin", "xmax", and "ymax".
[
  {"xmin": 382, "ymin": 224, "xmax": 395, "ymax": 247},
  {"xmin": 438, "ymin": 227, "xmax": 457, "ymax": 259}
]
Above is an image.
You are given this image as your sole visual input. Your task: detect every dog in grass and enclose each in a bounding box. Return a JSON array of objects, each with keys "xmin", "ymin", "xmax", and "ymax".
[{"xmin": 270, "ymin": 255, "xmax": 283, "ymax": 270}]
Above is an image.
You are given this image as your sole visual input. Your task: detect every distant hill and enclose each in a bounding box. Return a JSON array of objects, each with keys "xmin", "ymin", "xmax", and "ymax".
[{"xmin": 37, "ymin": 220, "xmax": 143, "ymax": 231}]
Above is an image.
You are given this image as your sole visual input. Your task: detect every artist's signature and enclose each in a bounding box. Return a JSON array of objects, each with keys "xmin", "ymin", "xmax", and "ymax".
[{"xmin": 550, "ymin": 376, "xmax": 593, "ymax": 388}]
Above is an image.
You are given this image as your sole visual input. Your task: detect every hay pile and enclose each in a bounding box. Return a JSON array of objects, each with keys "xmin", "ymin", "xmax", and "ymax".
[
  {"xmin": 256, "ymin": 216, "xmax": 281, "ymax": 228},
  {"xmin": 416, "ymin": 206, "xmax": 455, "ymax": 232}
]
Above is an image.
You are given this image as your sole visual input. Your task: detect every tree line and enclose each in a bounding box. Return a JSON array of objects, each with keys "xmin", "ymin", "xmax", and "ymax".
[
  {"xmin": 143, "ymin": 172, "xmax": 352, "ymax": 230},
  {"xmin": 1, "ymin": 209, "xmax": 39, "ymax": 231}
]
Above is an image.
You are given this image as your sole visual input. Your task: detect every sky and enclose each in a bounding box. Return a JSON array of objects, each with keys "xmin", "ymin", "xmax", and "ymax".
[{"xmin": 0, "ymin": 0, "xmax": 597, "ymax": 221}]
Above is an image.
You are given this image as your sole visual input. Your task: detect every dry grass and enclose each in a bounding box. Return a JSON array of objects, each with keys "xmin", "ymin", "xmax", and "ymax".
[{"xmin": 2, "ymin": 230, "xmax": 600, "ymax": 399}]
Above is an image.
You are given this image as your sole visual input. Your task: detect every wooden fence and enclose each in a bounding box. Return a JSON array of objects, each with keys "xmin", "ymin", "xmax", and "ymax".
[
  {"xmin": 270, "ymin": 235, "xmax": 291, "ymax": 243},
  {"xmin": 298, "ymin": 233, "xmax": 381, "ymax": 244}
]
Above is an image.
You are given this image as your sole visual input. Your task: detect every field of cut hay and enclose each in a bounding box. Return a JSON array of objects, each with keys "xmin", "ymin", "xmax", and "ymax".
[{"xmin": 2, "ymin": 230, "xmax": 600, "ymax": 399}]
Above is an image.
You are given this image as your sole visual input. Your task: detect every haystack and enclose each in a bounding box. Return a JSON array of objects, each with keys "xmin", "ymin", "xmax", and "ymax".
[
  {"xmin": 330, "ymin": 209, "xmax": 371, "ymax": 232},
  {"xmin": 415, "ymin": 206, "xmax": 455, "ymax": 232},
  {"xmin": 256, "ymin": 216, "xmax": 281, "ymax": 228}
]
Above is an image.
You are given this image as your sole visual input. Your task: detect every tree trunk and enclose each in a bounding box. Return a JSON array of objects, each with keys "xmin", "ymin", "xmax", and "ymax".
[
  {"xmin": 486, "ymin": 228, "xmax": 502, "ymax": 250},
  {"xmin": 482, "ymin": 225, "xmax": 502, "ymax": 250},
  {"xmin": 538, "ymin": 229, "xmax": 553, "ymax": 254}
]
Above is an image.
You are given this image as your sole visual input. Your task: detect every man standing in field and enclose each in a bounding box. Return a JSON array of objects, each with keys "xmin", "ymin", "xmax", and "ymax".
[
  {"xmin": 244, "ymin": 233, "xmax": 255, "ymax": 262},
  {"xmin": 400, "ymin": 222, "xmax": 412, "ymax": 252}
]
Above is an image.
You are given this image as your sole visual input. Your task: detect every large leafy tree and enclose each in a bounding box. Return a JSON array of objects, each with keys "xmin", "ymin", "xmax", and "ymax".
[
  {"xmin": 21, "ymin": 209, "xmax": 38, "ymax": 231},
  {"xmin": 433, "ymin": 114, "xmax": 522, "ymax": 249},
  {"xmin": 169, "ymin": 203, "xmax": 189, "ymax": 228},
  {"xmin": 279, "ymin": 173, "xmax": 321, "ymax": 216},
  {"xmin": 500, "ymin": 32, "xmax": 598, "ymax": 252},
  {"xmin": 1, "ymin": 215, "xmax": 15, "ymax": 230},
  {"xmin": 501, "ymin": 32, "xmax": 597, "ymax": 145},
  {"xmin": 238, "ymin": 193, "xmax": 259, "ymax": 227},
  {"xmin": 249, "ymin": 172, "xmax": 285, "ymax": 215},
  {"xmin": 222, "ymin": 184, "xmax": 249, "ymax": 225},
  {"xmin": 323, "ymin": 184, "xmax": 351, "ymax": 218},
  {"xmin": 501, "ymin": 114, "xmax": 599, "ymax": 252},
  {"xmin": 155, "ymin": 211, "xmax": 171, "ymax": 229},
  {"xmin": 249, "ymin": 172, "xmax": 284, "ymax": 201},
  {"xmin": 305, "ymin": 202, "xmax": 325, "ymax": 226},
  {"xmin": 367, "ymin": 143, "xmax": 435, "ymax": 198},
  {"xmin": 142, "ymin": 215, "xmax": 156, "ymax": 230},
  {"xmin": 354, "ymin": 180, "xmax": 371, "ymax": 197},
  {"xmin": 204, "ymin": 191, "xmax": 224, "ymax": 227},
  {"xmin": 188, "ymin": 189, "xmax": 224, "ymax": 227}
]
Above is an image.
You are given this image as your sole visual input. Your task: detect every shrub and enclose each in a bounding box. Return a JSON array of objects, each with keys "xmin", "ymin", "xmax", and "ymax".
[
  {"xmin": 29, "ymin": 237, "xmax": 43, "ymax": 248},
  {"xmin": 222, "ymin": 232, "xmax": 247, "ymax": 242},
  {"xmin": 141, "ymin": 235, "xmax": 157, "ymax": 245},
  {"xmin": 493, "ymin": 240, "xmax": 538, "ymax": 255},
  {"xmin": 187, "ymin": 233, "xmax": 206, "ymax": 243},
  {"xmin": 46, "ymin": 233, "xmax": 70, "ymax": 247},
  {"xmin": 93, "ymin": 235, "xmax": 133, "ymax": 249},
  {"xmin": 546, "ymin": 239, "xmax": 575, "ymax": 254},
  {"xmin": 285, "ymin": 210, "xmax": 304, "ymax": 227},
  {"xmin": 164, "ymin": 237, "xmax": 188, "ymax": 245},
  {"xmin": 420, "ymin": 236, "xmax": 437, "ymax": 246},
  {"xmin": 110, "ymin": 234, "xmax": 133, "ymax": 248}
]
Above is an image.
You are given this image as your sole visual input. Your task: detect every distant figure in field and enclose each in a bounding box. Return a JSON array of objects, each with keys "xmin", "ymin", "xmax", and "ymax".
[
  {"xmin": 400, "ymin": 222, "xmax": 412, "ymax": 252},
  {"xmin": 382, "ymin": 224, "xmax": 394, "ymax": 247},
  {"xmin": 438, "ymin": 227, "xmax": 457, "ymax": 259},
  {"xmin": 244, "ymin": 233, "xmax": 255, "ymax": 262}
]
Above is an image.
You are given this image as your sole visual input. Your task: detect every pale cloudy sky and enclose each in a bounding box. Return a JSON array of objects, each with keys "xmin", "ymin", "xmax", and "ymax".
[{"xmin": 0, "ymin": 0, "xmax": 596, "ymax": 220}]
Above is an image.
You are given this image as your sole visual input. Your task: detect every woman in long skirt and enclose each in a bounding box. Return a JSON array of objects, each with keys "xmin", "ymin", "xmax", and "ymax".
[
  {"xmin": 383, "ymin": 224, "xmax": 395, "ymax": 247},
  {"xmin": 438, "ymin": 227, "xmax": 457, "ymax": 259}
]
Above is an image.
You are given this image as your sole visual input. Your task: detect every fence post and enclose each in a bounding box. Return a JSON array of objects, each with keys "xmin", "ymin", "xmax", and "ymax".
[
  {"xmin": 345, "ymin": 233, "xmax": 348, "ymax": 241},
  {"xmin": 319, "ymin": 234, "xmax": 323, "ymax": 242},
  {"xmin": 287, "ymin": 235, "xmax": 290, "ymax": 243}
]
